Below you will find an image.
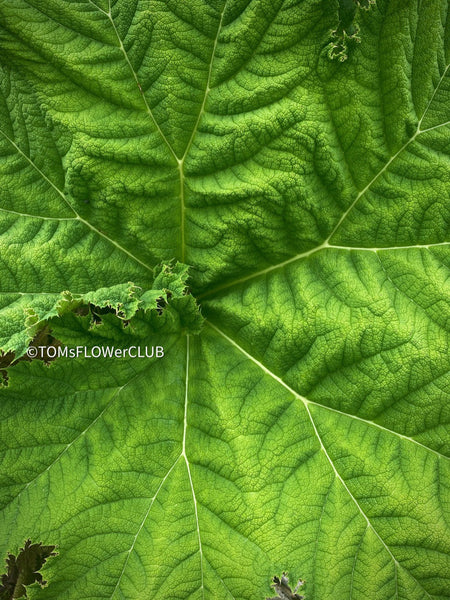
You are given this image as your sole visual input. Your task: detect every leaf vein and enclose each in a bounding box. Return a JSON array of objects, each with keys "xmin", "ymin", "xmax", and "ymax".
[{"xmin": 208, "ymin": 321, "xmax": 436, "ymax": 599}]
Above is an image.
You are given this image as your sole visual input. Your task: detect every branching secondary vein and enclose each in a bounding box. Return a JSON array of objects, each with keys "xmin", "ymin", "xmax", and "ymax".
[
  {"xmin": 196, "ymin": 61, "xmax": 450, "ymax": 299},
  {"xmin": 0, "ymin": 127, "xmax": 153, "ymax": 272},
  {"xmin": 111, "ymin": 456, "xmax": 181, "ymax": 599},
  {"xmin": 198, "ymin": 241, "xmax": 450, "ymax": 299},
  {"xmin": 6, "ymin": 366, "xmax": 149, "ymax": 512},
  {"xmin": 207, "ymin": 321, "xmax": 436, "ymax": 599},
  {"xmin": 206, "ymin": 321, "xmax": 448, "ymax": 460},
  {"xmin": 89, "ymin": 0, "xmax": 179, "ymax": 163}
]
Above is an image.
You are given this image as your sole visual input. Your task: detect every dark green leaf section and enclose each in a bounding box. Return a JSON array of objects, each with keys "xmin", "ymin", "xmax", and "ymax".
[{"xmin": 0, "ymin": 540, "xmax": 56, "ymax": 600}]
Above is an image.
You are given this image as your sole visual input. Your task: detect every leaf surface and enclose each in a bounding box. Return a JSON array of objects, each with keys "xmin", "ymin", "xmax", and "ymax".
[{"xmin": 0, "ymin": 1, "xmax": 449, "ymax": 599}]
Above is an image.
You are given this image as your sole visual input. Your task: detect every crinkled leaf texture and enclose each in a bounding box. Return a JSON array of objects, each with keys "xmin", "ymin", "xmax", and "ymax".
[
  {"xmin": 0, "ymin": 262, "xmax": 202, "ymax": 360},
  {"xmin": 0, "ymin": 1, "xmax": 449, "ymax": 599}
]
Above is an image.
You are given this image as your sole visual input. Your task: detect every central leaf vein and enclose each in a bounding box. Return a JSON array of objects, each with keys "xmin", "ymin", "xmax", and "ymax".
[
  {"xmin": 88, "ymin": 0, "xmax": 179, "ymax": 164},
  {"xmin": 183, "ymin": 334, "xmax": 205, "ymax": 599},
  {"xmin": 179, "ymin": 0, "xmax": 229, "ymax": 263}
]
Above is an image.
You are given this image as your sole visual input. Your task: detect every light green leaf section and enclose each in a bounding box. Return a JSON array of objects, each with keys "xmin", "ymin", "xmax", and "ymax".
[
  {"xmin": 0, "ymin": 0, "xmax": 449, "ymax": 599},
  {"xmin": 203, "ymin": 248, "xmax": 450, "ymax": 455}
]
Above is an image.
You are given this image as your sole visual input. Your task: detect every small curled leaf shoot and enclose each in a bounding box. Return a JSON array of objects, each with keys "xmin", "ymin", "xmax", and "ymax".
[
  {"xmin": 327, "ymin": 25, "xmax": 361, "ymax": 62},
  {"xmin": 355, "ymin": 0, "xmax": 376, "ymax": 9},
  {"xmin": 326, "ymin": 0, "xmax": 376, "ymax": 61}
]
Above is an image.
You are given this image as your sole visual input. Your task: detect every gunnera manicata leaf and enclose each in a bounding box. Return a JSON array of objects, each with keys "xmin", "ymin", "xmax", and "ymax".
[{"xmin": 0, "ymin": 1, "xmax": 449, "ymax": 599}]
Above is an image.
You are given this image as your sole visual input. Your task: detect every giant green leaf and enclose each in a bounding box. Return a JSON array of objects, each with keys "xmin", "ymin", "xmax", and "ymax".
[{"xmin": 0, "ymin": 0, "xmax": 449, "ymax": 599}]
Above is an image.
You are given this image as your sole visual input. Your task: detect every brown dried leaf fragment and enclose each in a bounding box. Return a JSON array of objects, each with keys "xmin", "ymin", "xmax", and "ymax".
[
  {"xmin": 266, "ymin": 572, "xmax": 305, "ymax": 600},
  {"xmin": 0, "ymin": 540, "xmax": 57, "ymax": 600},
  {"xmin": 0, "ymin": 326, "xmax": 61, "ymax": 387}
]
